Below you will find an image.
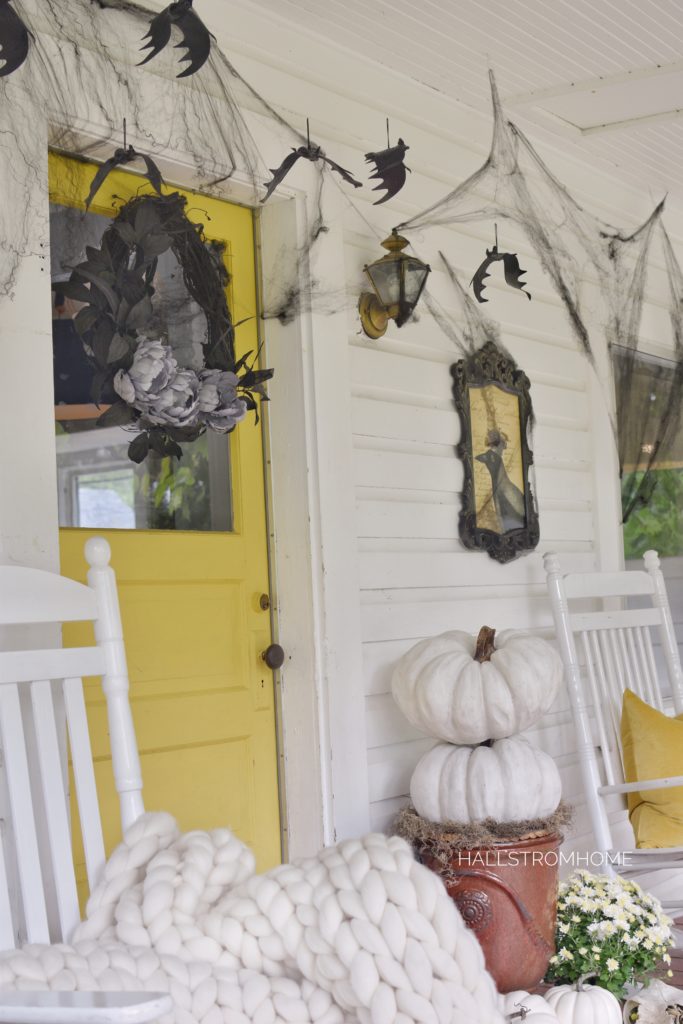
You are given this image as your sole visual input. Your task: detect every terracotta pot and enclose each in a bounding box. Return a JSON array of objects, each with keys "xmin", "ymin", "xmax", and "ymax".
[{"xmin": 420, "ymin": 831, "xmax": 560, "ymax": 994}]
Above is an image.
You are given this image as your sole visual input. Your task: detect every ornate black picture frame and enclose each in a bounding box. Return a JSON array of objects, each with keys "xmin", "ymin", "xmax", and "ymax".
[{"xmin": 451, "ymin": 340, "xmax": 539, "ymax": 563}]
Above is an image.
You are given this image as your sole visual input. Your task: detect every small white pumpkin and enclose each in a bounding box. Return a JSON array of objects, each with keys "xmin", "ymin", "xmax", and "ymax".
[
  {"xmin": 410, "ymin": 737, "xmax": 562, "ymax": 824},
  {"xmin": 545, "ymin": 979, "xmax": 622, "ymax": 1024},
  {"xmin": 502, "ymin": 990, "xmax": 559, "ymax": 1022},
  {"xmin": 392, "ymin": 625, "xmax": 563, "ymax": 745}
]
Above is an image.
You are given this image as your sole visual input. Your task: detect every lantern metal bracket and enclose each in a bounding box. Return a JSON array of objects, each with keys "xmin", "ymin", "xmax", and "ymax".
[{"xmin": 358, "ymin": 291, "xmax": 389, "ymax": 339}]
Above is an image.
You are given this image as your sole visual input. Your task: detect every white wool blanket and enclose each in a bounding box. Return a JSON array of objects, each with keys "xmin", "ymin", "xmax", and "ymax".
[{"xmin": 0, "ymin": 813, "xmax": 504, "ymax": 1024}]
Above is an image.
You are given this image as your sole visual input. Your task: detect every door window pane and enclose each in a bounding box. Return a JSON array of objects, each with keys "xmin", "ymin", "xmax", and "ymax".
[{"xmin": 50, "ymin": 200, "xmax": 234, "ymax": 532}]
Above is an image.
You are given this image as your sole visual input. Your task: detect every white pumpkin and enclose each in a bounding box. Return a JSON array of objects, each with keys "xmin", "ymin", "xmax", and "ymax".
[
  {"xmin": 410, "ymin": 737, "xmax": 562, "ymax": 824},
  {"xmin": 545, "ymin": 981, "xmax": 622, "ymax": 1024},
  {"xmin": 392, "ymin": 625, "xmax": 563, "ymax": 745},
  {"xmin": 501, "ymin": 991, "xmax": 559, "ymax": 1022}
]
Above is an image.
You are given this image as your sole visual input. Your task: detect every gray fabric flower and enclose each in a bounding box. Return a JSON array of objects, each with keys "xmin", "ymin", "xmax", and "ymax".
[
  {"xmin": 143, "ymin": 367, "xmax": 200, "ymax": 428},
  {"xmin": 197, "ymin": 369, "xmax": 248, "ymax": 433},
  {"xmin": 114, "ymin": 338, "xmax": 177, "ymax": 409}
]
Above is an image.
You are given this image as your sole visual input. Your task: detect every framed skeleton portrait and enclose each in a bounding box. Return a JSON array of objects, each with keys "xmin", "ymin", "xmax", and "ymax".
[{"xmin": 451, "ymin": 340, "xmax": 540, "ymax": 564}]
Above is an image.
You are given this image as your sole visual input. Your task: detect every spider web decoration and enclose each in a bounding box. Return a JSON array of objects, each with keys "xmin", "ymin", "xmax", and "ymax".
[
  {"xmin": 0, "ymin": 0, "xmax": 353, "ymax": 327},
  {"xmin": 397, "ymin": 71, "xmax": 683, "ymax": 523},
  {"xmin": 616, "ymin": 226, "xmax": 683, "ymax": 522}
]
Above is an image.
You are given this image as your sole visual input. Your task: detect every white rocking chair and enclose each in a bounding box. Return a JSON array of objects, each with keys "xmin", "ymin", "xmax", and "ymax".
[
  {"xmin": 0, "ymin": 538, "xmax": 171, "ymax": 1023},
  {"xmin": 545, "ymin": 549, "xmax": 683, "ymax": 913}
]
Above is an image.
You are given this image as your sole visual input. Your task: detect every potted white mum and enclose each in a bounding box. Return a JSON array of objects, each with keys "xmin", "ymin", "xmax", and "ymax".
[{"xmin": 545, "ymin": 870, "xmax": 674, "ymax": 998}]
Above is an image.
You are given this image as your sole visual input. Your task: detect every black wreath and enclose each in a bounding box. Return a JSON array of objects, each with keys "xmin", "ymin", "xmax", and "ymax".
[{"xmin": 59, "ymin": 155, "xmax": 272, "ymax": 463}]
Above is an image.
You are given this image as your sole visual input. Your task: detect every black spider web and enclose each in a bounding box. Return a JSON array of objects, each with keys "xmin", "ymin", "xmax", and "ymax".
[{"xmin": 397, "ymin": 72, "xmax": 683, "ymax": 523}]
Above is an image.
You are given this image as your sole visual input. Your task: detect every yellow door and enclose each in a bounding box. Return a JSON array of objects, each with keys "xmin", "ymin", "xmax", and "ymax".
[{"xmin": 49, "ymin": 154, "xmax": 281, "ymax": 895}]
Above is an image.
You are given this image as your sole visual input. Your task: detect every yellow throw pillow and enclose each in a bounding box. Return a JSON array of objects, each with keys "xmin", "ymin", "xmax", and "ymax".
[{"xmin": 621, "ymin": 688, "xmax": 683, "ymax": 848}]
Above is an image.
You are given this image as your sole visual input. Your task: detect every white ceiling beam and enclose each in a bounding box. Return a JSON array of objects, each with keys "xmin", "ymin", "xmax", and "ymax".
[
  {"xmin": 506, "ymin": 58, "xmax": 683, "ymax": 108},
  {"xmin": 580, "ymin": 106, "xmax": 683, "ymax": 136}
]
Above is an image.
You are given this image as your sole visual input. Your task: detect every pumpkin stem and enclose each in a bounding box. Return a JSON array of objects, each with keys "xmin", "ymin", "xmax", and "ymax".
[
  {"xmin": 474, "ymin": 625, "xmax": 496, "ymax": 663},
  {"xmin": 575, "ymin": 972, "xmax": 597, "ymax": 991}
]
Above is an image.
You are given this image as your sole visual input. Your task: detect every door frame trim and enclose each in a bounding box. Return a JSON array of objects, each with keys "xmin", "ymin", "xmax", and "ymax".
[{"xmin": 256, "ymin": 183, "xmax": 370, "ymax": 855}]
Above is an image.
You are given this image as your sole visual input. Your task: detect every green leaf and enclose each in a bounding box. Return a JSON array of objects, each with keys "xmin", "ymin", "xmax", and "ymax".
[
  {"xmin": 74, "ymin": 266, "xmax": 120, "ymax": 314},
  {"xmin": 74, "ymin": 305, "xmax": 99, "ymax": 336},
  {"xmin": 119, "ymin": 270, "xmax": 149, "ymax": 307},
  {"xmin": 128, "ymin": 433, "xmax": 150, "ymax": 464},
  {"xmin": 107, "ymin": 333, "xmax": 130, "ymax": 363},
  {"xmin": 148, "ymin": 430, "xmax": 168, "ymax": 456},
  {"xmin": 85, "ymin": 245, "xmax": 109, "ymax": 268},
  {"xmin": 96, "ymin": 402, "xmax": 135, "ymax": 427},
  {"xmin": 124, "ymin": 294, "xmax": 153, "ymax": 330},
  {"xmin": 58, "ymin": 279, "xmax": 95, "ymax": 305},
  {"xmin": 234, "ymin": 350, "xmax": 254, "ymax": 373},
  {"xmin": 164, "ymin": 438, "xmax": 183, "ymax": 459},
  {"xmin": 114, "ymin": 222, "xmax": 137, "ymax": 246},
  {"xmin": 90, "ymin": 370, "xmax": 109, "ymax": 404},
  {"xmin": 166, "ymin": 424, "xmax": 203, "ymax": 443},
  {"xmin": 91, "ymin": 317, "xmax": 114, "ymax": 347}
]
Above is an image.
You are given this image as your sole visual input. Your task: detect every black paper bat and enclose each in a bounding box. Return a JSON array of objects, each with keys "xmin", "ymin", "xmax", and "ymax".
[
  {"xmin": 262, "ymin": 144, "xmax": 363, "ymax": 203},
  {"xmin": 0, "ymin": 0, "xmax": 29, "ymax": 78},
  {"xmin": 365, "ymin": 138, "xmax": 410, "ymax": 205},
  {"xmin": 470, "ymin": 245, "xmax": 531, "ymax": 303},
  {"xmin": 85, "ymin": 146, "xmax": 165, "ymax": 211},
  {"xmin": 138, "ymin": 0, "xmax": 213, "ymax": 78}
]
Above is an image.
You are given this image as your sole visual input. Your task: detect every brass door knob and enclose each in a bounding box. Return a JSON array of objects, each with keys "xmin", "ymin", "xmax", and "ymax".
[{"xmin": 261, "ymin": 644, "xmax": 285, "ymax": 669}]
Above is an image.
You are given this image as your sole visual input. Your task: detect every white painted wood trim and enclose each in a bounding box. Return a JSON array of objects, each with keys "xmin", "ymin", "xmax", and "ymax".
[
  {"xmin": 258, "ymin": 180, "xmax": 370, "ymax": 850},
  {"xmin": 302, "ymin": 183, "xmax": 370, "ymax": 843},
  {"xmin": 257, "ymin": 193, "xmax": 327, "ymax": 857}
]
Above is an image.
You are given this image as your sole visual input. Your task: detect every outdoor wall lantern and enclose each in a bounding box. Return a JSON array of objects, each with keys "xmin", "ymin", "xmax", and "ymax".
[{"xmin": 359, "ymin": 230, "xmax": 431, "ymax": 339}]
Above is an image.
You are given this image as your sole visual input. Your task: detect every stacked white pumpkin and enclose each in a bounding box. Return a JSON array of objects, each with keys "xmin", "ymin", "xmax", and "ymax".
[{"xmin": 392, "ymin": 625, "xmax": 564, "ymax": 828}]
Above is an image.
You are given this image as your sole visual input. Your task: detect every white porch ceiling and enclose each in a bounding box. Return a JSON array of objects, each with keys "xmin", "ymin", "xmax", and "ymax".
[{"xmin": 244, "ymin": 0, "xmax": 683, "ymax": 203}]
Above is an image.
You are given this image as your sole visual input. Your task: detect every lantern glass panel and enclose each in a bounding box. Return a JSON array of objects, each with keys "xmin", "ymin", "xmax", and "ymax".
[
  {"xmin": 366, "ymin": 259, "xmax": 401, "ymax": 308},
  {"xmin": 403, "ymin": 258, "xmax": 429, "ymax": 305}
]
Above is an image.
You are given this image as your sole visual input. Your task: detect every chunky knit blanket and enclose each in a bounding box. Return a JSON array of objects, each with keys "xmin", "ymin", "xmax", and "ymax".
[{"xmin": 0, "ymin": 813, "xmax": 504, "ymax": 1024}]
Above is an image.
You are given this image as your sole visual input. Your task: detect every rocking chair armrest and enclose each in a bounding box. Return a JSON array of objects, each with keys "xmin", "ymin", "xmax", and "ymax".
[
  {"xmin": 0, "ymin": 992, "xmax": 173, "ymax": 1024},
  {"xmin": 598, "ymin": 774, "xmax": 683, "ymax": 796}
]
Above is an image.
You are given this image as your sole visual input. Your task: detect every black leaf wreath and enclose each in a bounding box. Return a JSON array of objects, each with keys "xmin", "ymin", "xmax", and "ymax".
[{"xmin": 61, "ymin": 155, "xmax": 272, "ymax": 463}]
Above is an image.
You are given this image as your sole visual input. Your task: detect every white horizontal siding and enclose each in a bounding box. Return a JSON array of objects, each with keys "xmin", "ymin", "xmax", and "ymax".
[{"xmin": 339, "ymin": 113, "xmax": 629, "ymax": 857}]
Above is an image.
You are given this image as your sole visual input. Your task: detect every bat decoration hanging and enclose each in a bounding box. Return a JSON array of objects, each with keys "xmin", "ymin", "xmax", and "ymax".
[
  {"xmin": 139, "ymin": 0, "xmax": 213, "ymax": 78},
  {"xmin": 470, "ymin": 228, "xmax": 531, "ymax": 303},
  {"xmin": 365, "ymin": 128, "xmax": 410, "ymax": 205},
  {"xmin": 85, "ymin": 134, "xmax": 165, "ymax": 211},
  {"xmin": 0, "ymin": 0, "xmax": 30, "ymax": 79},
  {"xmin": 262, "ymin": 120, "xmax": 362, "ymax": 203}
]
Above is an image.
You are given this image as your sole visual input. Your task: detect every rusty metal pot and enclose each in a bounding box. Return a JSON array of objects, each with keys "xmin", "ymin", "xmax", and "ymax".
[{"xmin": 420, "ymin": 831, "xmax": 560, "ymax": 994}]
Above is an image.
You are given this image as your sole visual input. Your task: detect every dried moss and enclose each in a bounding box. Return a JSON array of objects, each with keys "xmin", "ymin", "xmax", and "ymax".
[{"xmin": 392, "ymin": 803, "xmax": 574, "ymax": 874}]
